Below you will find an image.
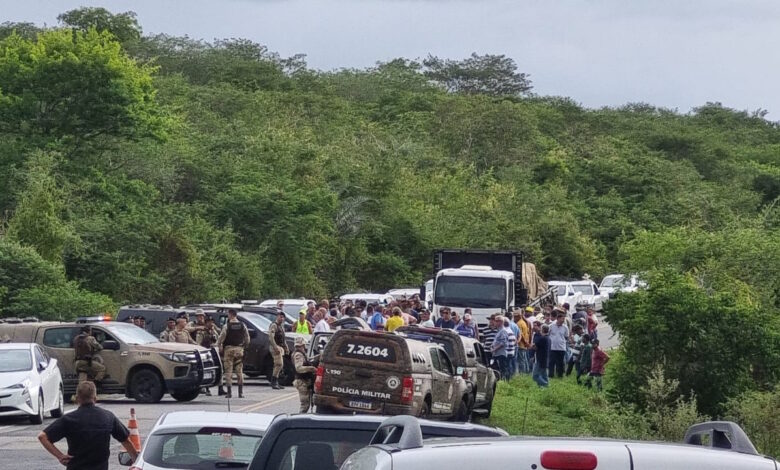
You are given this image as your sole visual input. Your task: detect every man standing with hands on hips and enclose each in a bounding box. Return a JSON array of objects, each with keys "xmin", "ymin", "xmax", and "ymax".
[
  {"xmin": 216, "ymin": 309, "xmax": 250, "ymax": 398},
  {"xmin": 268, "ymin": 311, "xmax": 289, "ymax": 390}
]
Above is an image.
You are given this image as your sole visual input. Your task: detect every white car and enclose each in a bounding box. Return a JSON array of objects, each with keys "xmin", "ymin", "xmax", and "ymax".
[
  {"xmin": 547, "ymin": 281, "xmax": 582, "ymax": 313},
  {"xmin": 570, "ymin": 280, "xmax": 609, "ymax": 312},
  {"xmin": 340, "ymin": 293, "xmax": 394, "ymax": 307},
  {"xmin": 386, "ymin": 288, "xmax": 422, "ymax": 301},
  {"xmin": 259, "ymin": 298, "xmax": 315, "ymax": 319},
  {"xmin": 120, "ymin": 411, "xmax": 274, "ymax": 469},
  {"xmin": 599, "ymin": 274, "xmax": 645, "ymax": 298},
  {"xmin": 0, "ymin": 343, "xmax": 64, "ymax": 424}
]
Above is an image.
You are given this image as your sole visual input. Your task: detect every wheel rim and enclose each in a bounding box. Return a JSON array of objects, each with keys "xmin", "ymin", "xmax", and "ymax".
[
  {"xmin": 38, "ymin": 396, "xmax": 43, "ymax": 419},
  {"xmin": 57, "ymin": 389, "xmax": 64, "ymax": 414}
]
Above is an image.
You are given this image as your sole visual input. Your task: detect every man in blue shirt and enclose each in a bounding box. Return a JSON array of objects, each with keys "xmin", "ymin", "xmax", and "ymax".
[
  {"xmin": 369, "ymin": 305, "xmax": 385, "ymax": 331},
  {"xmin": 455, "ymin": 313, "xmax": 479, "ymax": 338},
  {"xmin": 490, "ymin": 314, "xmax": 510, "ymax": 380}
]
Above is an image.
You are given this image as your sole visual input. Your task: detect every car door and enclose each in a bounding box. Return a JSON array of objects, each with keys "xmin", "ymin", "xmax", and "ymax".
[
  {"xmin": 240, "ymin": 318, "xmax": 265, "ymax": 373},
  {"xmin": 472, "ymin": 343, "xmax": 489, "ymax": 403},
  {"xmin": 90, "ymin": 327, "xmax": 125, "ymax": 383},
  {"xmin": 41, "ymin": 326, "xmax": 81, "ymax": 390},
  {"xmin": 437, "ymin": 350, "xmax": 459, "ymax": 416},
  {"xmin": 428, "ymin": 348, "xmax": 454, "ymax": 416},
  {"xmin": 34, "ymin": 346, "xmax": 57, "ymax": 410}
]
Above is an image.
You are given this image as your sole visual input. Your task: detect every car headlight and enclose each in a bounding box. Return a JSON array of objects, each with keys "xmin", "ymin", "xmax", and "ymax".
[
  {"xmin": 161, "ymin": 352, "xmax": 199, "ymax": 363},
  {"xmin": 6, "ymin": 379, "xmax": 31, "ymax": 390}
]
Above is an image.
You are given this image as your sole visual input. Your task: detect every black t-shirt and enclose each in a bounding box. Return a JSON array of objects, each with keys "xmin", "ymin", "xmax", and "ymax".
[
  {"xmin": 44, "ymin": 403, "xmax": 130, "ymax": 470},
  {"xmin": 435, "ymin": 318, "xmax": 457, "ymax": 329},
  {"xmin": 533, "ymin": 334, "xmax": 551, "ymax": 369}
]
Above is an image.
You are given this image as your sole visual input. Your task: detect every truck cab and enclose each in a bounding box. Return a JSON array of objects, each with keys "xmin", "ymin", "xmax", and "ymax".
[{"xmin": 433, "ymin": 266, "xmax": 515, "ymax": 327}]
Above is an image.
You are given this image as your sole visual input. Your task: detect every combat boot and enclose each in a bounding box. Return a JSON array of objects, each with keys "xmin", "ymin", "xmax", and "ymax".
[
  {"xmin": 225, "ymin": 385, "xmax": 232, "ymax": 398},
  {"xmin": 238, "ymin": 384, "xmax": 244, "ymax": 398},
  {"xmin": 271, "ymin": 378, "xmax": 283, "ymax": 390},
  {"xmin": 218, "ymin": 385, "xmax": 226, "ymax": 396}
]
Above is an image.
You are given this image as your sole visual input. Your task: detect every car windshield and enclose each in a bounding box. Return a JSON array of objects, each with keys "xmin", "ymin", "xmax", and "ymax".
[
  {"xmin": 601, "ymin": 276, "xmax": 625, "ymax": 287},
  {"xmin": 103, "ymin": 323, "xmax": 160, "ymax": 345},
  {"xmin": 552, "ymin": 285, "xmax": 568, "ymax": 296},
  {"xmin": 264, "ymin": 428, "xmax": 375, "ymax": 470},
  {"xmin": 434, "ymin": 276, "xmax": 506, "ymax": 309},
  {"xmin": 240, "ymin": 312, "xmax": 273, "ymax": 332},
  {"xmin": 571, "ymin": 284, "xmax": 594, "ymax": 295},
  {"xmin": 0, "ymin": 349, "xmax": 32, "ymax": 372},
  {"xmin": 143, "ymin": 430, "xmax": 263, "ymax": 469}
]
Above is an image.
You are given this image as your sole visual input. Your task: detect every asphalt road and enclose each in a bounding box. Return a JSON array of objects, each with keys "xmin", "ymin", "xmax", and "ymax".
[
  {"xmin": 0, "ymin": 319, "xmax": 618, "ymax": 469},
  {"xmin": 0, "ymin": 378, "xmax": 300, "ymax": 470}
]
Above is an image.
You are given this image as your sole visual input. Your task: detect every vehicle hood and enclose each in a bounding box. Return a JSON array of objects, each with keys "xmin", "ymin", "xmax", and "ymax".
[
  {"xmin": 133, "ymin": 343, "xmax": 207, "ymax": 353},
  {"xmin": 0, "ymin": 371, "xmax": 32, "ymax": 389}
]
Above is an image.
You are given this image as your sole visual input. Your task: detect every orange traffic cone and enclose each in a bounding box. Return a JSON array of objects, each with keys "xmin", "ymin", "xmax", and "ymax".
[
  {"xmin": 218, "ymin": 434, "xmax": 235, "ymax": 460},
  {"xmin": 128, "ymin": 408, "xmax": 142, "ymax": 451}
]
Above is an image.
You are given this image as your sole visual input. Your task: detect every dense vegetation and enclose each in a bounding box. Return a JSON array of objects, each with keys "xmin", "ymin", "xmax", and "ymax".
[{"xmin": 1, "ymin": 8, "xmax": 778, "ymax": 431}]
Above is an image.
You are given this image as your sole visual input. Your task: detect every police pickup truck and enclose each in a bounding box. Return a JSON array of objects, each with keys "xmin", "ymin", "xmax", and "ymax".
[
  {"xmin": 343, "ymin": 416, "xmax": 779, "ymax": 470},
  {"xmin": 0, "ymin": 321, "xmax": 220, "ymax": 403}
]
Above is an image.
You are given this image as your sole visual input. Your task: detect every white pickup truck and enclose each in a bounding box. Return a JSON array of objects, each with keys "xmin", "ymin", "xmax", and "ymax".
[{"xmin": 342, "ymin": 417, "xmax": 779, "ymax": 470}]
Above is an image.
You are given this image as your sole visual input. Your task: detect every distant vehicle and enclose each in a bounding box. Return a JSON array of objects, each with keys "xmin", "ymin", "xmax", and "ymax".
[
  {"xmin": 424, "ymin": 279, "xmax": 434, "ymax": 308},
  {"xmin": 197, "ymin": 303, "xmax": 295, "ymax": 332},
  {"xmin": 599, "ymin": 274, "xmax": 645, "ymax": 298},
  {"xmin": 343, "ymin": 417, "xmax": 778, "ymax": 470},
  {"xmin": 570, "ymin": 280, "xmax": 608, "ymax": 311},
  {"xmin": 0, "ymin": 343, "xmax": 64, "ymax": 424},
  {"xmin": 340, "ymin": 293, "xmax": 394, "ymax": 307},
  {"xmin": 118, "ymin": 411, "xmax": 274, "ymax": 469},
  {"xmin": 387, "ymin": 288, "xmax": 422, "ymax": 301},
  {"xmin": 259, "ymin": 299, "xmax": 314, "ymax": 321},
  {"xmin": 117, "ymin": 305, "xmax": 193, "ymax": 336},
  {"xmin": 547, "ymin": 281, "xmax": 582, "ymax": 313},
  {"xmin": 313, "ymin": 330, "xmax": 470, "ymax": 420},
  {"xmin": 247, "ymin": 413, "xmax": 507, "ymax": 470},
  {"xmin": 0, "ymin": 322, "xmax": 220, "ymax": 403}
]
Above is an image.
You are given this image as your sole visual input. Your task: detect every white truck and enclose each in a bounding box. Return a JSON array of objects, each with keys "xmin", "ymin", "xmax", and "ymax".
[{"xmin": 431, "ymin": 250, "xmax": 550, "ymax": 333}]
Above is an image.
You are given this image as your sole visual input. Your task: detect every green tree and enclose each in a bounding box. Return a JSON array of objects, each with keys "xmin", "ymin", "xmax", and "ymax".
[
  {"xmin": 57, "ymin": 7, "xmax": 142, "ymax": 45},
  {"xmin": 422, "ymin": 53, "xmax": 532, "ymax": 97}
]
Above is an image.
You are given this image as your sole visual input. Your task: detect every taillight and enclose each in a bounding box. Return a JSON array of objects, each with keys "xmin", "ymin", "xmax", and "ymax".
[
  {"xmin": 314, "ymin": 365, "xmax": 325, "ymax": 393},
  {"xmin": 540, "ymin": 450, "xmax": 597, "ymax": 470},
  {"xmin": 400, "ymin": 376, "xmax": 414, "ymax": 404}
]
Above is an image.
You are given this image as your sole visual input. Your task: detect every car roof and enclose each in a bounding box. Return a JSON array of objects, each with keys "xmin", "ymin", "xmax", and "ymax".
[
  {"xmin": 0, "ymin": 343, "xmax": 34, "ymax": 350},
  {"xmin": 156, "ymin": 411, "xmax": 275, "ymax": 432},
  {"xmin": 260, "ymin": 299, "xmax": 312, "ymax": 305}
]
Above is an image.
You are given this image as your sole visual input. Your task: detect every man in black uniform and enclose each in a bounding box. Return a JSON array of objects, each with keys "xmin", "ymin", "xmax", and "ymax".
[
  {"xmin": 74, "ymin": 326, "xmax": 105, "ymax": 383},
  {"xmin": 38, "ymin": 381, "xmax": 138, "ymax": 470}
]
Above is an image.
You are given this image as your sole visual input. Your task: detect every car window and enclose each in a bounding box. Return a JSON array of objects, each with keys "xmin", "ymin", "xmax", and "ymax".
[
  {"xmin": 429, "ymin": 348, "xmax": 442, "ymax": 372},
  {"xmin": 0, "ymin": 349, "xmax": 33, "ymax": 372},
  {"xmin": 438, "ymin": 350, "xmax": 454, "ymax": 375},
  {"xmin": 143, "ymin": 430, "xmax": 263, "ymax": 468},
  {"xmin": 42, "ymin": 327, "xmax": 81, "ymax": 348},
  {"xmin": 266, "ymin": 428, "xmax": 374, "ymax": 470},
  {"xmin": 92, "ymin": 328, "xmax": 117, "ymax": 344}
]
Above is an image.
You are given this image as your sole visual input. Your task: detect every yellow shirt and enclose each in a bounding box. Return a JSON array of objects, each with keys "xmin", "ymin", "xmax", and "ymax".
[
  {"xmin": 516, "ymin": 319, "xmax": 530, "ymax": 349},
  {"xmin": 386, "ymin": 316, "xmax": 404, "ymax": 332}
]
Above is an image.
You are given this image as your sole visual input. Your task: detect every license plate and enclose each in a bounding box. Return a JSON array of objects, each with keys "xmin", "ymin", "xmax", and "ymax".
[
  {"xmin": 203, "ymin": 371, "xmax": 214, "ymax": 381},
  {"xmin": 348, "ymin": 400, "xmax": 373, "ymax": 410}
]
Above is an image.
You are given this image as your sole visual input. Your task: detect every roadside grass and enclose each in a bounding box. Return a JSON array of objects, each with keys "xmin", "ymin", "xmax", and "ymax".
[{"xmin": 484, "ymin": 373, "xmax": 651, "ymax": 440}]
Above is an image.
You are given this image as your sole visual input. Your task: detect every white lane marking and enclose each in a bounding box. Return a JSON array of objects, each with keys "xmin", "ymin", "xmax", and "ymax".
[{"xmin": 237, "ymin": 392, "xmax": 296, "ymax": 412}]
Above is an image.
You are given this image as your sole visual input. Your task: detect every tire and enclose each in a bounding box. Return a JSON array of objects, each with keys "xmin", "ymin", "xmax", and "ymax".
[
  {"xmin": 278, "ymin": 357, "xmax": 295, "ymax": 386},
  {"xmin": 418, "ymin": 398, "xmax": 431, "ymax": 419},
  {"xmin": 50, "ymin": 386, "xmax": 64, "ymax": 418},
  {"xmin": 130, "ymin": 369, "xmax": 165, "ymax": 403},
  {"xmin": 30, "ymin": 393, "xmax": 44, "ymax": 424},
  {"xmin": 170, "ymin": 388, "xmax": 200, "ymax": 402},
  {"xmin": 453, "ymin": 398, "xmax": 470, "ymax": 422},
  {"xmin": 483, "ymin": 384, "xmax": 497, "ymax": 418}
]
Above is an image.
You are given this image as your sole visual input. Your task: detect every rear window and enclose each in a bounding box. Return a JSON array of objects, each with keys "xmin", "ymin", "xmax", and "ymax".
[
  {"xmin": 143, "ymin": 429, "xmax": 263, "ymax": 469},
  {"xmin": 334, "ymin": 337, "xmax": 398, "ymax": 364},
  {"xmin": 266, "ymin": 428, "xmax": 374, "ymax": 470}
]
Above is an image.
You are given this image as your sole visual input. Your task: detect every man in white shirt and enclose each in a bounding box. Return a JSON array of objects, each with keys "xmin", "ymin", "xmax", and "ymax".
[{"xmin": 314, "ymin": 309, "xmax": 331, "ymax": 333}]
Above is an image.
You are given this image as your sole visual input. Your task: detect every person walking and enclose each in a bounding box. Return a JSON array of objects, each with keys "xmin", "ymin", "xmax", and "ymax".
[
  {"xmin": 585, "ymin": 339, "xmax": 610, "ymax": 392},
  {"xmin": 216, "ymin": 309, "xmax": 250, "ymax": 398},
  {"xmin": 73, "ymin": 326, "xmax": 105, "ymax": 384},
  {"xmin": 268, "ymin": 311, "xmax": 289, "ymax": 390},
  {"xmin": 38, "ymin": 381, "xmax": 138, "ymax": 470},
  {"xmin": 292, "ymin": 337, "xmax": 317, "ymax": 413},
  {"xmin": 531, "ymin": 324, "xmax": 551, "ymax": 387}
]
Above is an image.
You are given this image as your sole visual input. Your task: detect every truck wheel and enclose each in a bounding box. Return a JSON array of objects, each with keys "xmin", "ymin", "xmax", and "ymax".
[
  {"xmin": 278, "ymin": 357, "xmax": 295, "ymax": 386},
  {"xmin": 171, "ymin": 388, "xmax": 200, "ymax": 402},
  {"xmin": 130, "ymin": 369, "xmax": 164, "ymax": 403},
  {"xmin": 50, "ymin": 386, "xmax": 64, "ymax": 418},
  {"xmin": 483, "ymin": 384, "xmax": 497, "ymax": 418},
  {"xmin": 453, "ymin": 398, "xmax": 470, "ymax": 422}
]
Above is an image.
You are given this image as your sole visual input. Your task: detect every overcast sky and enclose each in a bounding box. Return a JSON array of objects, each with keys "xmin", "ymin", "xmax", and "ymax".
[{"xmin": 5, "ymin": 0, "xmax": 780, "ymax": 118}]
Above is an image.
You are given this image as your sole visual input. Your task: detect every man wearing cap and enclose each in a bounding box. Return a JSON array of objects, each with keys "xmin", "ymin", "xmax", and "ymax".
[
  {"xmin": 73, "ymin": 326, "xmax": 105, "ymax": 384},
  {"xmin": 159, "ymin": 318, "xmax": 176, "ymax": 342},
  {"xmin": 455, "ymin": 313, "xmax": 478, "ymax": 339},
  {"xmin": 268, "ymin": 312, "xmax": 289, "ymax": 390},
  {"xmin": 292, "ymin": 336, "xmax": 317, "ymax": 413},
  {"xmin": 188, "ymin": 309, "xmax": 208, "ymax": 341},
  {"xmin": 216, "ymin": 309, "xmax": 250, "ymax": 398}
]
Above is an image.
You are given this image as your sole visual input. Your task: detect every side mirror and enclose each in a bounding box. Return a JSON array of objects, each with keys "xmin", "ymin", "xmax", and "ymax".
[
  {"xmin": 102, "ymin": 340, "xmax": 120, "ymax": 351},
  {"xmin": 455, "ymin": 366, "xmax": 464, "ymax": 376},
  {"xmin": 38, "ymin": 360, "xmax": 48, "ymax": 371},
  {"xmin": 118, "ymin": 451, "xmax": 133, "ymax": 466}
]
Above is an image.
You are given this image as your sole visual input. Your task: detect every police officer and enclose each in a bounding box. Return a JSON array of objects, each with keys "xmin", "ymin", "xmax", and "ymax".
[
  {"xmin": 292, "ymin": 336, "xmax": 317, "ymax": 413},
  {"xmin": 171, "ymin": 317, "xmax": 197, "ymax": 344},
  {"xmin": 268, "ymin": 311, "xmax": 289, "ymax": 390},
  {"xmin": 74, "ymin": 326, "xmax": 105, "ymax": 383},
  {"xmin": 216, "ymin": 309, "xmax": 250, "ymax": 398},
  {"xmin": 159, "ymin": 317, "xmax": 176, "ymax": 342},
  {"xmin": 188, "ymin": 309, "xmax": 207, "ymax": 341}
]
